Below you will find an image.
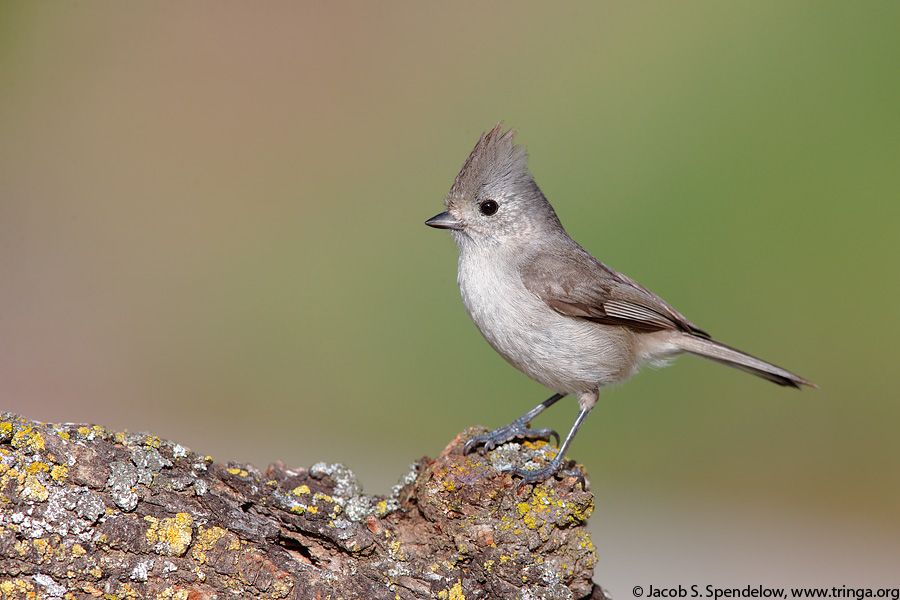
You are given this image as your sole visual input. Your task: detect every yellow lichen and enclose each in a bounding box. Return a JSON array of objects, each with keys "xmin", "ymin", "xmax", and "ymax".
[
  {"xmin": 388, "ymin": 539, "xmax": 404, "ymax": 560},
  {"xmin": 23, "ymin": 473, "xmax": 49, "ymax": 501},
  {"xmin": 72, "ymin": 544, "xmax": 86, "ymax": 557},
  {"xmin": 33, "ymin": 537, "xmax": 54, "ymax": 561},
  {"xmin": 90, "ymin": 566, "xmax": 102, "ymax": 578},
  {"xmin": 516, "ymin": 486, "xmax": 593, "ymax": 536},
  {"xmin": 11, "ymin": 427, "xmax": 45, "ymax": 452},
  {"xmin": 292, "ymin": 503, "xmax": 318, "ymax": 515},
  {"xmin": 191, "ymin": 526, "xmax": 227, "ymax": 563},
  {"xmin": 78, "ymin": 426, "xmax": 91, "ymax": 436},
  {"xmin": 521, "ymin": 440, "xmax": 549, "ymax": 451},
  {"xmin": 113, "ymin": 581, "xmax": 142, "ymax": 598},
  {"xmin": 227, "ymin": 468, "xmax": 248, "ymax": 477},
  {"xmin": 312, "ymin": 491, "xmax": 333, "ymax": 503},
  {"xmin": 7, "ymin": 467, "xmax": 24, "ymax": 486},
  {"xmin": 27, "ymin": 461, "xmax": 49, "ymax": 475},
  {"xmin": 156, "ymin": 586, "xmax": 190, "ymax": 599},
  {"xmin": 292, "ymin": 484, "xmax": 310, "ymax": 496},
  {"xmin": 0, "ymin": 578, "xmax": 34, "ymax": 597},
  {"xmin": 51, "ymin": 464, "xmax": 69, "ymax": 482},
  {"xmin": 448, "ymin": 581, "xmax": 465, "ymax": 600},
  {"xmin": 145, "ymin": 515, "xmax": 160, "ymax": 541},
  {"xmin": 576, "ymin": 530, "xmax": 596, "ymax": 553},
  {"xmin": 148, "ymin": 513, "xmax": 193, "ymax": 557}
]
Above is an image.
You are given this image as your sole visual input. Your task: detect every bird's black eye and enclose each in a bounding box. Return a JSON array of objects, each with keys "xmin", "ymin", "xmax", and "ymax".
[{"xmin": 479, "ymin": 200, "xmax": 499, "ymax": 216}]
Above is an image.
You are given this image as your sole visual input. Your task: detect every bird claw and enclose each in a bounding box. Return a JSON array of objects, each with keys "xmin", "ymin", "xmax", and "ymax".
[
  {"xmin": 508, "ymin": 460, "xmax": 564, "ymax": 490},
  {"xmin": 463, "ymin": 420, "xmax": 560, "ymax": 455},
  {"xmin": 508, "ymin": 461, "xmax": 583, "ymax": 490}
]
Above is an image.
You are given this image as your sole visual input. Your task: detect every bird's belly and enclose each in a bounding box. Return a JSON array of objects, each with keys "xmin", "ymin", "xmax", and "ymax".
[{"xmin": 459, "ymin": 265, "xmax": 638, "ymax": 394}]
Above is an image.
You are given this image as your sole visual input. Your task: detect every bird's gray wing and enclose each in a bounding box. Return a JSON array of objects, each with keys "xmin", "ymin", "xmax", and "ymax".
[{"xmin": 521, "ymin": 246, "xmax": 710, "ymax": 337}]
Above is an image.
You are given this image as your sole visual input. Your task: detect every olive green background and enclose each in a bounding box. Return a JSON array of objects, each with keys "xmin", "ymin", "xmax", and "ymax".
[{"xmin": 2, "ymin": 2, "xmax": 898, "ymax": 592}]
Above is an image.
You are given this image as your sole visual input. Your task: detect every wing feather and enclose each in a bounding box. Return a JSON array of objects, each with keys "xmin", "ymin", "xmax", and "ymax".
[{"xmin": 521, "ymin": 246, "xmax": 709, "ymax": 338}]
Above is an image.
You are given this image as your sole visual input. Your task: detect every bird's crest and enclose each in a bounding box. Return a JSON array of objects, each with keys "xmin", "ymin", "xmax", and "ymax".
[{"xmin": 445, "ymin": 123, "xmax": 530, "ymax": 210}]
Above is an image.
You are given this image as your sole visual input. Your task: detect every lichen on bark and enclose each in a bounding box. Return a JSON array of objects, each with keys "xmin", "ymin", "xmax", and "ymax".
[{"xmin": 0, "ymin": 413, "xmax": 605, "ymax": 599}]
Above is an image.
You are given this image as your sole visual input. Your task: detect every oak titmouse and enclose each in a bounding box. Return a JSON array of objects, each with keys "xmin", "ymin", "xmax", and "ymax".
[{"xmin": 426, "ymin": 123, "xmax": 815, "ymax": 484}]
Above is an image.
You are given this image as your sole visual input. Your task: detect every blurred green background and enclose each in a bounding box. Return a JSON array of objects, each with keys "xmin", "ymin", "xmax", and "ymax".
[{"xmin": 2, "ymin": 1, "xmax": 898, "ymax": 592}]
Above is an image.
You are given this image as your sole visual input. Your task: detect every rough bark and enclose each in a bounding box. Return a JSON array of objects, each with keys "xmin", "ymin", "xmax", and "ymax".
[{"xmin": 0, "ymin": 412, "xmax": 607, "ymax": 599}]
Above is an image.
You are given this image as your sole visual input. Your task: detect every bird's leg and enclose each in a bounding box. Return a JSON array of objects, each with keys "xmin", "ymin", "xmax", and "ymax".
[
  {"xmin": 464, "ymin": 393, "xmax": 566, "ymax": 454},
  {"xmin": 509, "ymin": 405, "xmax": 593, "ymax": 485}
]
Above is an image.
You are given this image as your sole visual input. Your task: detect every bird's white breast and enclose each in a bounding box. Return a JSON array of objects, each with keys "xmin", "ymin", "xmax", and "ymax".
[{"xmin": 456, "ymin": 243, "xmax": 640, "ymax": 394}]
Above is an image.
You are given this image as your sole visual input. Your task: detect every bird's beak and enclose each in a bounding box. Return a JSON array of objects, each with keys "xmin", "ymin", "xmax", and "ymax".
[{"xmin": 425, "ymin": 211, "xmax": 463, "ymax": 231}]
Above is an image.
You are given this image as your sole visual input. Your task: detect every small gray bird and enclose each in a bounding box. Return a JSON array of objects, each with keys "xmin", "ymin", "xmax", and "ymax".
[{"xmin": 426, "ymin": 123, "xmax": 815, "ymax": 484}]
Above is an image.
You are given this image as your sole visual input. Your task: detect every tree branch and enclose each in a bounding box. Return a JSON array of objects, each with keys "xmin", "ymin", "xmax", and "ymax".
[{"xmin": 0, "ymin": 412, "xmax": 607, "ymax": 599}]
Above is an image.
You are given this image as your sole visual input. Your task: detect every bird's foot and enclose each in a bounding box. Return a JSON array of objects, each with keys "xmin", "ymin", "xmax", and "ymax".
[
  {"xmin": 464, "ymin": 417, "xmax": 560, "ymax": 455},
  {"xmin": 504, "ymin": 452, "xmax": 583, "ymax": 489}
]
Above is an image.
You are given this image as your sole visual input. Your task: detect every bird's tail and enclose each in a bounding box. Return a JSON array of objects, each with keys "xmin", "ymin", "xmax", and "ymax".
[{"xmin": 674, "ymin": 334, "xmax": 816, "ymax": 389}]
